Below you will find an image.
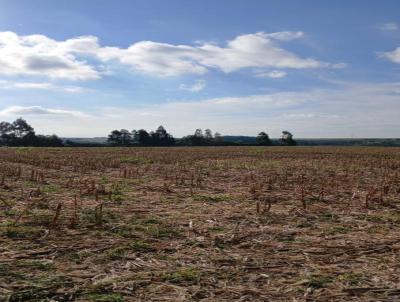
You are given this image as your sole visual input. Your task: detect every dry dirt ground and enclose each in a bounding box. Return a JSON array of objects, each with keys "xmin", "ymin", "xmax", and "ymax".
[{"xmin": 0, "ymin": 146, "xmax": 400, "ymax": 302}]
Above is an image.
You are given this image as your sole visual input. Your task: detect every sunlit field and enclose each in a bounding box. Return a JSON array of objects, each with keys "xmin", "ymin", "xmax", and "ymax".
[{"xmin": 1, "ymin": 146, "xmax": 400, "ymax": 301}]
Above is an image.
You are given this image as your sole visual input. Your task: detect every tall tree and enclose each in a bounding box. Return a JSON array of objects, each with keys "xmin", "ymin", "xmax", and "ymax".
[
  {"xmin": 137, "ymin": 129, "xmax": 151, "ymax": 146},
  {"xmin": 0, "ymin": 121, "xmax": 13, "ymax": 144},
  {"xmin": 12, "ymin": 118, "xmax": 35, "ymax": 138},
  {"xmin": 107, "ymin": 130, "xmax": 122, "ymax": 145},
  {"xmin": 150, "ymin": 126, "xmax": 175, "ymax": 146},
  {"xmin": 194, "ymin": 129, "xmax": 203, "ymax": 138},
  {"xmin": 120, "ymin": 129, "xmax": 132, "ymax": 146},
  {"xmin": 8, "ymin": 118, "xmax": 36, "ymax": 146},
  {"xmin": 204, "ymin": 129, "xmax": 213, "ymax": 144},
  {"xmin": 131, "ymin": 130, "xmax": 139, "ymax": 144},
  {"xmin": 281, "ymin": 131, "xmax": 297, "ymax": 146},
  {"xmin": 256, "ymin": 132, "xmax": 272, "ymax": 146}
]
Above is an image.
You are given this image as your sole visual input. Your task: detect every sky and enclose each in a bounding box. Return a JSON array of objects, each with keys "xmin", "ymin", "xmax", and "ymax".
[{"xmin": 0, "ymin": 0, "xmax": 399, "ymax": 138}]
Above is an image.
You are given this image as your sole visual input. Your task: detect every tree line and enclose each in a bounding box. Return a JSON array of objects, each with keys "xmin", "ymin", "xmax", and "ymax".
[
  {"xmin": 0, "ymin": 118, "xmax": 297, "ymax": 147},
  {"xmin": 0, "ymin": 118, "xmax": 63, "ymax": 147},
  {"xmin": 107, "ymin": 126, "xmax": 176, "ymax": 146},
  {"xmin": 107, "ymin": 126, "xmax": 296, "ymax": 146}
]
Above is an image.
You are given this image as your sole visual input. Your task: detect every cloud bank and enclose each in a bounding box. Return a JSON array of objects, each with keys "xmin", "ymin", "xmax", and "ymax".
[
  {"xmin": 0, "ymin": 80, "xmax": 84, "ymax": 92},
  {"xmin": 0, "ymin": 31, "xmax": 337, "ymax": 79},
  {"xmin": 2, "ymin": 81, "xmax": 399, "ymax": 138},
  {"xmin": 0, "ymin": 106, "xmax": 87, "ymax": 117}
]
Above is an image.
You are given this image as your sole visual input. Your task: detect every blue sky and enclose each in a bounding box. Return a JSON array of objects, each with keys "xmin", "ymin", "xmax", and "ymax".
[{"xmin": 0, "ymin": 0, "xmax": 399, "ymax": 137}]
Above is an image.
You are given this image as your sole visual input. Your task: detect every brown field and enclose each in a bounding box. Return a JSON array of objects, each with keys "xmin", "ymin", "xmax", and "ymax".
[{"xmin": 1, "ymin": 146, "xmax": 400, "ymax": 301}]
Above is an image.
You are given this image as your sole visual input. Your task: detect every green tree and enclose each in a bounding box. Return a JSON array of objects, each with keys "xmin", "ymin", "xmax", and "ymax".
[
  {"xmin": 204, "ymin": 129, "xmax": 213, "ymax": 144},
  {"xmin": 12, "ymin": 118, "xmax": 35, "ymax": 138},
  {"xmin": 120, "ymin": 129, "xmax": 132, "ymax": 146},
  {"xmin": 107, "ymin": 129, "xmax": 132, "ymax": 146},
  {"xmin": 107, "ymin": 130, "xmax": 122, "ymax": 145},
  {"xmin": 256, "ymin": 132, "xmax": 271, "ymax": 146},
  {"xmin": 137, "ymin": 129, "xmax": 151, "ymax": 146},
  {"xmin": 281, "ymin": 131, "xmax": 297, "ymax": 146},
  {"xmin": 0, "ymin": 121, "xmax": 13, "ymax": 145}
]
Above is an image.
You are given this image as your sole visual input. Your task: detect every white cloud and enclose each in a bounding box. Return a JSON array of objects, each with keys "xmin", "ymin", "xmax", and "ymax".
[
  {"xmin": 0, "ymin": 32, "xmax": 100, "ymax": 80},
  {"xmin": 379, "ymin": 22, "xmax": 398, "ymax": 31},
  {"xmin": 282, "ymin": 113, "xmax": 340, "ymax": 119},
  {"xmin": 0, "ymin": 106, "xmax": 87, "ymax": 117},
  {"xmin": 95, "ymin": 31, "xmax": 330, "ymax": 76},
  {"xmin": 0, "ymin": 31, "xmax": 336, "ymax": 79},
  {"xmin": 62, "ymin": 86, "xmax": 85, "ymax": 93},
  {"xmin": 18, "ymin": 81, "xmax": 398, "ymax": 138},
  {"xmin": 380, "ymin": 47, "xmax": 400, "ymax": 63},
  {"xmin": 0, "ymin": 80, "xmax": 85, "ymax": 93},
  {"xmin": 12, "ymin": 82, "xmax": 53, "ymax": 89},
  {"xmin": 264, "ymin": 31, "xmax": 305, "ymax": 41},
  {"xmin": 179, "ymin": 80, "xmax": 206, "ymax": 92},
  {"xmin": 255, "ymin": 70, "xmax": 287, "ymax": 78},
  {"xmin": 195, "ymin": 32, "xmax": 329, "ymax": 72}
]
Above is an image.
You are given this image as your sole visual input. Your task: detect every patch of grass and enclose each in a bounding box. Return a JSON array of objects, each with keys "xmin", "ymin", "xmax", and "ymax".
[
  {"xmin": 146, "ymin": 225, "xmax": 182, "ymax": 239},
  {"xmin": 363, "ymin": 214, "xmax": 386, "ymax": 223},
  {"xmin": 214, "ymin": 238, "xmax": 227, "ymax": 250},
  {"xmin": 319, "ymin": 213, "xmax": 340, "ymax": 222},
  {"xmin": 193, "ymin": 194, "xmax": 232, "ymax": 203},
  {"xmin": 27, "ymin": 209, "xmax": 53, "ymax": 227},
  {"xmin": 25, "ymin": 180, "xmax": 36, "ymax": 188},
  {"xmin": 66, "ymin": 249, "xmax": 92, "ymax": 264},
  {"xmin": 80, "ymin": 208, "xmax": 119, "ymax": 225},
  {"xmin": 304, "ymin": 274, "xmax": 334, "ymax": 289},
  {"xmin": 120, "ymin": 156, "xmax": 152, "ymax": 164},
  {"xmin": 16, "ymin": 260, "xmax": 54, "ymax": 271},
  {"xmin": 105, "ymin": 247, "xmax": 129, "ymax": 261},
  {"xmin": 209, "ymin": 226, "xmax": 225, "ymax": 232},
  {"xmin": 362, "ymin": 212, "xmax": 400, "ymax": 225},
  {"xmin": 339, "ymin": 272, "xmax": 367, "ymax": 286},
  {"xmin": 296, "ymin": 221, "xmax": 313, "ymax": 228},
  {"xmin": 8, "ymin": 276, "xmax": 72, "ymax": 301},
  {"xmin": 141, "ymin": 218, "xmax": 160, "ymax": 225},
  {"xmin": 81, "ymin": 274, "xmax": 152, "ymax": 301},
  {"xmin": 325, "ymin": 225, "xmax": 351, "ymax": 235},
  {"xmin": 292, "ymin": 237, "xmax": 308, "ymax": 244},
  {"xmin": 109, "ymin": 182, "xmax": 130, "ymax": 203},
  {"xmin": 112, "ymin": 190, "xmax": 124, "ymax": 202},
  {"xmin": 86, "ymin": 293, "xmax": 124, "ymax": 302},
  {"xmin": 100, "ymin": 176, "xmax": 109, "ymax": 184},
  {"xmin": 130, "ymin": 240, "xmax": 155, "ymax": 253},
  {"xmin": 42, "ymin": 184, "xmax": 61, "ymax": 193},
  {"xmin": 387, "ymin": 212, "xmax": 400, "ymax": 225},
  {"xmin": 0, "ymin": 263, "xmax": 25, "ymax": 280},
  {"xmin": 162, "ymin": 268, "xmax": 201, "ymax": 284},
  {"xmin": 0, "ymin": 224, "xmax": 42, "ymax": 239},
  {"xmin": 107, "ymin": 217, "xmax": 162, "ymax": 238},
  {"xmin": 250, "ymin": 148, "xmax": 265, "ymax": 155},
  {"xmin": 108, "ymin": 223, "xmax": 138, "ymax": 238},
  {"xmin": 15, "ymin": 147, "xmax": 32, "ymax": 154}
]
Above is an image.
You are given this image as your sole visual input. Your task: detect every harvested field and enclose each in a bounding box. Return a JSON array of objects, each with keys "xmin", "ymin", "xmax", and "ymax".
[{"xmin": 1, "ymin": 146, "xmax": 400, "ymax": 301}]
